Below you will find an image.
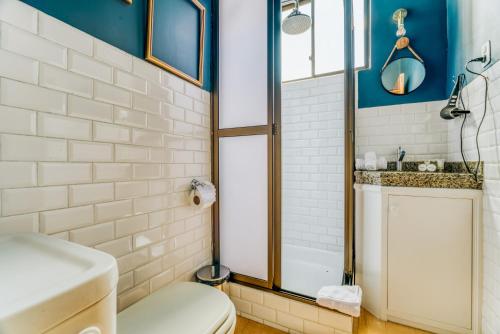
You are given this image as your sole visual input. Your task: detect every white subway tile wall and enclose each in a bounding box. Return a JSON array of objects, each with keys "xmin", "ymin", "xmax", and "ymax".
[
  {"xmin": 224, "ymin": 282, "xmax": 353, "ymax": 333},
  {"xmin": 4, "ymin": 2, "xmax": 495, "ymax": 332},
  {"xmin": 446, "ymin": 61, "xmax": 500, "ymax": 334},
  {"xmin": 0, "ymin": 0, "xmax": 212, "ymax": 311},
  {"xmin": 356, "ymin": 100, "xmax": 449, "ymax": 160},
  {"xmin": 282, "ymin": 75, "xmax": 345, "ymax": 252}
]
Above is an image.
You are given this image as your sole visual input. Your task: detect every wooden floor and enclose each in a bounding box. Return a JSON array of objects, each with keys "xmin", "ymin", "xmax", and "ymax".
[
  {"xmin": 357, "ymin": 309, "xmax": 431, "ymax": 334},
  {"xmin": 234, "ymin": 316, "xmax": 285, "ymax": 334},
  {"xmin": 234, "ymin": 309, "xmax": 431, "ymax": 334}
]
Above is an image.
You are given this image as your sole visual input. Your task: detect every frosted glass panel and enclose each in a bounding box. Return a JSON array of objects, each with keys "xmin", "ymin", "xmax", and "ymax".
[
  {"xmin": 219, "ymin": 135, "xmax": 268, "ymax": 280},
  {"xmin": 219, "ymin": 0, "xmax": 268, "ymax": 129}
]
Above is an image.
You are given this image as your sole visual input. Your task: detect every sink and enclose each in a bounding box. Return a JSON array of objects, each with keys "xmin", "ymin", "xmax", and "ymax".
[{"xmin": 0, "ymin": 233, "xmax": 118, "ymax": 333}]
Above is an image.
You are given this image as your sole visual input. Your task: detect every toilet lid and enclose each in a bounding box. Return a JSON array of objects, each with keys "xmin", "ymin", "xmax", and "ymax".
[
  {"xmin": 215, "ymin": 303, "xmax": 236, "ymax": 334},
  {"xmin": 117, "ymin": 282, "xmax": 233, "ymax": 334}
]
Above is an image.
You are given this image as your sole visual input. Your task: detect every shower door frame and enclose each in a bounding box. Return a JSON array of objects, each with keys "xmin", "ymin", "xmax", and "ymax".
[
  {"xmin": 273, "ymin": 0, "xmax": 357, "ymax": 293},
  {"xmin": 211, "ymin": 0, "xmax": 276, "ymax": 289},
  {"xmin": 211, "ymin": 0, "xmax": 357, "ymax": 301}
]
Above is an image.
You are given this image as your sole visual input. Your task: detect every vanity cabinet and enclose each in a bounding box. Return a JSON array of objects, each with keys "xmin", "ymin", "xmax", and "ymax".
[{"xmin": 355, "ymin": 184, "xmax": 482, "ymax": 334}]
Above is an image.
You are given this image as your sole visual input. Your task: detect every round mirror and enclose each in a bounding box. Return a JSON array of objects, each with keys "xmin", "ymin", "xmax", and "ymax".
[{"xmin": 380, "ymin": 58, "xmax": 426, "ymax": 95}]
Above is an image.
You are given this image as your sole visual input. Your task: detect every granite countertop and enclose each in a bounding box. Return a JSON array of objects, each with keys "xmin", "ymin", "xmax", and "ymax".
[{"xmin": 354, "ymin": 162, "xmax": 483, "ymax": 190}]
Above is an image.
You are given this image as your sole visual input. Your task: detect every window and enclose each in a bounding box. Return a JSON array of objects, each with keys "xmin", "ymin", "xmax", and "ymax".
[
  {"xmin": 281, "ymin": 2, "xmax": 312, "ymax": 81},
  {"xmin": 281, "ymin": 0, "xmax": 368, "ymax": 82}
]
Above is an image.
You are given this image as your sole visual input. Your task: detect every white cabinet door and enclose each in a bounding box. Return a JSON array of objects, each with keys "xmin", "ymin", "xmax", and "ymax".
[{"xmin": 387, "ymin": 195, "xmax": 472, "ymax": 330}]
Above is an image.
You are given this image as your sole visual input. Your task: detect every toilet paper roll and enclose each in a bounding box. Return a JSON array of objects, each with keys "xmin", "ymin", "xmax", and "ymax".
[
  {"xmin": 365, "ymin": 160, "xmax": 377, "ymax": 171},
  {"xmin": 189, "ymin": 180, "xmax": 216, "ymax": 209},
  {"xmin": 364, "ymin": 151, "xmax": 377, "ymax": 162},
  {"xmin": 376, "ymin": 157, "xmax": 387, "ymax": 170},
  {"xmin": 364, "ymin": 152, "xmax": 377, "ymax": 171}
]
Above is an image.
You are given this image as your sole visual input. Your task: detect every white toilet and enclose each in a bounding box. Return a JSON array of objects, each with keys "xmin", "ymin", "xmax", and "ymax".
[
  {"xmin": 0, "ymin": 234, "xmax": 236, "ymax": 334},
  {"xmin": 0, "ymin": 234, "xmax": 119, "ymax": 334},
  {"xmin": 117, "ymin": 282, "xmax": 236, "ymax": 334}
]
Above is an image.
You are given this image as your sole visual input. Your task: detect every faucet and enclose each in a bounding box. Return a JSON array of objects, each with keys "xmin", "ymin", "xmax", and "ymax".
[{"xmin": 397, "ymin": 146, "xmax": 406, "ymax": 171}]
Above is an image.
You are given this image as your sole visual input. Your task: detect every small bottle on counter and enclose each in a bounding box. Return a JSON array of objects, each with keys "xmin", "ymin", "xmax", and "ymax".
[
  {"xmin": 426, "ymin": 163, "xmax": 437, "ymax": 172},
  {"xmin": 436, "ymin": 159, "xmax": 445, "ymax": 172}
]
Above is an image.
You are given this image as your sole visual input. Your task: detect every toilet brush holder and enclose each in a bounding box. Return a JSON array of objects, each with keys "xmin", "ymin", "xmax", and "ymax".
[{"xmin": 196, "ymin": 264, "xmax": 230, "ymax": 290}]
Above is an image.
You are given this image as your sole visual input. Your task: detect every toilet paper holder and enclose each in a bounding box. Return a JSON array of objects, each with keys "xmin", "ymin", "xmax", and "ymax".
[
  {"xmin": 190, "ymin": 179, "xmax": 216, "ymax": 208},
  {"xmin": 191, "ymin": 179, "xmax": 204, "ymax": 190}
]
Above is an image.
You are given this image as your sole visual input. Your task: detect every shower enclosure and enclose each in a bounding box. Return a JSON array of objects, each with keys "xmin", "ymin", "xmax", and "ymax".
[
  {"xmin": 278, "ymin": 0, "xmax": 367, "ymax": 298},
  {"xmin": 214, "ymin": 0, "xmax": 365, "ymax": 300}
]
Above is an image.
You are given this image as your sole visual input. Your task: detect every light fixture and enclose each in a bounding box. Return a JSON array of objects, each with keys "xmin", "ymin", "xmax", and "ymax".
[{"xmin": 392, "ymin": 8, "xmax": 407, "ymax": 37}]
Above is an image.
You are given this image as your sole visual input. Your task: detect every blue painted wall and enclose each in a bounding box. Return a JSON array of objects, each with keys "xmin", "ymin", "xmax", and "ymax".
[
  {"xmin": 358, "ymin": 0, "xmax": 448, "ymax": 108},
  {"xmin": 21, "ymin": 0, "xmax": 213, "ymax": 91},
  {"xmin": 446, "ymin": 0, "xmax": 461, "ymax": 94}
]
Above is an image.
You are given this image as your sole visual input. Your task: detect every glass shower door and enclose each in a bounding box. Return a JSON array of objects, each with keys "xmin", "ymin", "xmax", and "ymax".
[
  {"xmin": 279, "ymin": 0, "xmax": 361, "ymax": 298},
  {"xmin": 280, "ymin": 77, "xmax": 345, "ymax": 297}
]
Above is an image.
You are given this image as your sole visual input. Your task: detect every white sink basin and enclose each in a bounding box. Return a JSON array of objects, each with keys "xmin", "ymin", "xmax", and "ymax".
[{"xmin": 0, "ymin": 233, "xmax": 118, "ymax": 333}]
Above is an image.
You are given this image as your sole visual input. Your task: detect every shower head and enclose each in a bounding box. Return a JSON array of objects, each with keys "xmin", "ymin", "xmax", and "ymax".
[{"xmin": 282, "ymin": 0, "xmax": 311, "ymax": 35}]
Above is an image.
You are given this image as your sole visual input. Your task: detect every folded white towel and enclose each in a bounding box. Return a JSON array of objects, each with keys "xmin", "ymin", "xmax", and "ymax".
[{"xmin": 316, "ymin": 285, "xmax": 362, "ymax": 317}]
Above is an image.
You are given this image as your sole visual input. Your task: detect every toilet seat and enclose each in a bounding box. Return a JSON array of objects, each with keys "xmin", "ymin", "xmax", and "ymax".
[
  {"xmin": 117, "ymin": 282, "xmax": 236, "ymax": 334},
  {"xmin": 215, "ymin": 303, "xmax": 236, "ymax": 334}
]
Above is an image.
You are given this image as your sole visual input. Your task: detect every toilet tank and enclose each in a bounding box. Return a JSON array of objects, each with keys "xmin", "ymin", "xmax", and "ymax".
[{"xmin": 0, "ymin": 233, "xmax": 118, "ymax": 334}]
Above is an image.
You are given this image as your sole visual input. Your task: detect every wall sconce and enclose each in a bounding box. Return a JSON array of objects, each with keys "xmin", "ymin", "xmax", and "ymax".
[
  {"xmin": 124, "ymin": 0, "xmax": 132, "ymax": 4},
  {"xmin": 392, "ymin": 8, "xmax": 407, "ymax": 37}
]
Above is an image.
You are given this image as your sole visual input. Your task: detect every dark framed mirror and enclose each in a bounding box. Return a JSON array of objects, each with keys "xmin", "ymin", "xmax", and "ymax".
[{"xmin": 380, "ymin": 57, "xmax": 426, "ymax": 95}]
